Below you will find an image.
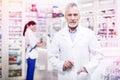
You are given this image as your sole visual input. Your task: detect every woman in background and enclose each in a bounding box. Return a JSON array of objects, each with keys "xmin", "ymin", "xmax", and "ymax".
[{"xmin": 23, "ymin": 20, "xmax": 41, "ymax": 80}]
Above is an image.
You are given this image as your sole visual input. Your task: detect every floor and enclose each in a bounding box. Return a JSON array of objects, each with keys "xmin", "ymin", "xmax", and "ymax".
[
  {"xmin": 34, "ymin": 69, "xmax": 58, "ymax": 80},
  {"xmin": 33, "ymin": 50, "xmax": 58, "ymax": 80}
]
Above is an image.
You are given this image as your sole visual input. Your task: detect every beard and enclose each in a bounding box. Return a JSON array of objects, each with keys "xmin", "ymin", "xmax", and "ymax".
[{"xmin": 67, "ymin": 19, "xmax": 79, "ymax": 31}]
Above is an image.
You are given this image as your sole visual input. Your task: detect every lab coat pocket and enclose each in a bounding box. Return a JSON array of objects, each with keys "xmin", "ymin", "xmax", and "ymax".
[{"xmin": 77, "ymin": 72, "xmax": 89, "ymax": 80}]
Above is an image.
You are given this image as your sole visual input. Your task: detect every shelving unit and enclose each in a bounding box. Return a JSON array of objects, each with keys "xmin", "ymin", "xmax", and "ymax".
[
  {"xmin": 0, "ymin": 0, "xmax": 2, "ymax": 78},
  {"xmin": 97, "ymin": 8, "xmax": 118, "ymax": 47},
  {"xmin": 80, "ymin": 1, "xmax": 120, "ymax": 80},
  {"xmin": 81, "ymin": 0, "xmax": 118, "ymax": 48},
  {"xmin": 7, "ymin": 0, "xmax": 24, "ymax": 79},
  {"xmin": 0, "ymin": 0, "xmax": 26, "ymax": 80}
]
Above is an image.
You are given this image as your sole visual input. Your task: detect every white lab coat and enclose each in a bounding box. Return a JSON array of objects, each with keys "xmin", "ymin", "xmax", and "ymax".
[
  {"xmin": 48, "ymin": 25, "xmax": 103, "ymax": 80},
  {"xmin": 25, "ymin": 28, "xmax": 39, "ymax": 59}
]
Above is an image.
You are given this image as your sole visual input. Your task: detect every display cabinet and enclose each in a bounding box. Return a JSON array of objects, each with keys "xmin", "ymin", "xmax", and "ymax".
[
  {"xmin": 80, "ymin": 1, "xmax": 120, "ymax": 80},
  {"xmin": 97, "ymin": 9, "xmax": 118, "ymax": 47},
  {"xmin": 0, "ymin": 0, "xmax": 26, "ymax": 80},
  {"xmin": 81, "ymin": 0, "xmax": 118, "ymax": 48},
  {"xmin": 7, "ymin": 0, "xmax": 24, "ymax": 79}
]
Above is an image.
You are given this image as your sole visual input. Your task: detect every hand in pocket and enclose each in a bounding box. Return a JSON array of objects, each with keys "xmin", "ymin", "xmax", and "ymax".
[{"xmin": 77, "ymin": 72, "xmax": 88, "ymax": 80}]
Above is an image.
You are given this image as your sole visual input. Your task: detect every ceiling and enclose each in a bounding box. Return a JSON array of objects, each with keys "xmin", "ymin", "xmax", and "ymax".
[
  {"xmin": 79, "ymin": 0, "xmax": 113, "ymax": 4},
  {"xmin": 79, "ymin": 0, "xmax": 94, "ymax": 4},
  {"xmin": 26, "ymin": 0, "xmax": 114, "ymax": 6}
]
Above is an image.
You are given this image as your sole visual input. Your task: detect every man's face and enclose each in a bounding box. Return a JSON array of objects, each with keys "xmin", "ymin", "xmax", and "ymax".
[{"xmin": 65, "ymin": 6, "xmax": 80, "ymax": 29}]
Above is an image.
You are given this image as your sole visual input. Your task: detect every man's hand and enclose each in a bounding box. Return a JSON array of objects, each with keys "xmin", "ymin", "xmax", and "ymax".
[
  {"xmin": 63, "ymin": 60, "xmax": 74, "ymax": 71},
  {"xmin": 77, "ymin": 67, "xmax": 88, "ymax": 74}
]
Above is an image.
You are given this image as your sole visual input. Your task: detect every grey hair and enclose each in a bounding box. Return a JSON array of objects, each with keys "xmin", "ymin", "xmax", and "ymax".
[
  {"xmin": 66, "ymin": 2, "xmax": 78, "ymax": 8},
  {"xmin": 65, "ymin": 2, "xmax": 79, "ymax": 14}
]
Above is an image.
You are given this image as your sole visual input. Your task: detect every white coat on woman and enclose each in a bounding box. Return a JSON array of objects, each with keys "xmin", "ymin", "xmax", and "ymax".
[
  {"xmin": 48, "ymin": 25, "xmax": 103, "ymax": 80},
  {"xmin": 25, "ymin": 28, "xmax": 39, "ymax": 59}
]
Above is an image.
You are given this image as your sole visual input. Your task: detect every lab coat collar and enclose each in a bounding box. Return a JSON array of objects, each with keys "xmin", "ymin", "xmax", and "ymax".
[{"xmin": 60, "ymin": 25, "xmax": 84, "ymax": 46}]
